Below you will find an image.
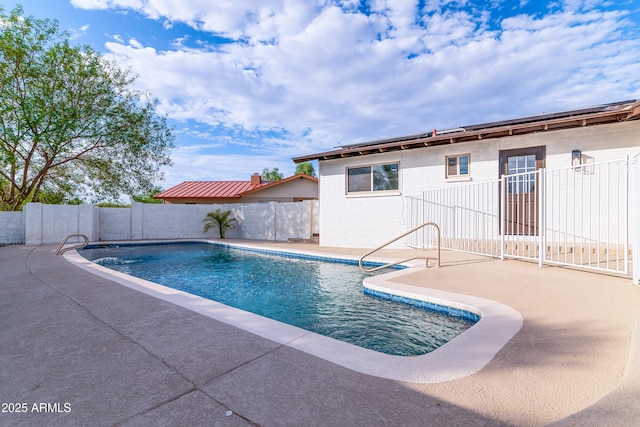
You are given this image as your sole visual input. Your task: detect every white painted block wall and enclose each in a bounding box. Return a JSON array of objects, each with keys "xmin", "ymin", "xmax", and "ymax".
[
  {"xmin": 318, "ymin": 121, "xmax": 640, "ymax": 248},
  {"xmin": 13, "ymin": 200, "xmax": 319, "ymax": 245},
  {"xmin": 0, "ymin": 211, "xmax": 25, "ymax": 244}
]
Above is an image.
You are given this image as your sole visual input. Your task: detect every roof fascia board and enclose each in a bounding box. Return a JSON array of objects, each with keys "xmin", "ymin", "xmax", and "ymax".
[
  {"xmin": 292, "ymin": 101, "xmax": 640, "ymax": 163},
  {"xmin": 237, "ymin": 174, "xmax": 318, "ymax": 196}
]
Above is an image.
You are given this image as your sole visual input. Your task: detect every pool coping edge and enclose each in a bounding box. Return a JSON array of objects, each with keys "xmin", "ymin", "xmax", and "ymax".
[{"xmin": 64, "ymin": 240, "xmax": 523, "ymax": 384}]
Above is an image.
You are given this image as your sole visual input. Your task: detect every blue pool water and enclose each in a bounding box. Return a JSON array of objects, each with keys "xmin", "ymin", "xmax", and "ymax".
[{"xmin": 79, "ymin": 242, "xmax": 475, "ymax": 356}]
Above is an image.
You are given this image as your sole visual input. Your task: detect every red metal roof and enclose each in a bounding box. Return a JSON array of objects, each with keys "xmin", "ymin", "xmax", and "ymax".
[
  {"xmin": 155, "ymin": 181, "xmax": 265, "ymax": 199},
  {"xmin": 155, "ymin": 174, "xmax": 319, "ymax": 200}
]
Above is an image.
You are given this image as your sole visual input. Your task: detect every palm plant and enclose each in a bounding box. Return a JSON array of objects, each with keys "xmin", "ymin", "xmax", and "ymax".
[{"xmin": 203, "ymin": 209, "xmax": 237, "ymax": 238}]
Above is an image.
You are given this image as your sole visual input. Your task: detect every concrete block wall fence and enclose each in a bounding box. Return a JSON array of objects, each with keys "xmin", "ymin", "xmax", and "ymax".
[
  {"xmin": 1, "ymin": 200, "xmax": 319, "ymax": 245},
  {"xmin": 25, "ymin": 203, "xmax": 98, "ymax": 245},
  {"xmin": 0, "ymin": 211, "xmax": 25, "ymax": 244}
]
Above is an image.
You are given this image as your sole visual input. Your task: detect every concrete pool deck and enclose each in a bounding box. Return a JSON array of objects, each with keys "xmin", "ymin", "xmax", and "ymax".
[{"xmin": 1, "ymin": 241, "xmax": 639, "ymax": 426}]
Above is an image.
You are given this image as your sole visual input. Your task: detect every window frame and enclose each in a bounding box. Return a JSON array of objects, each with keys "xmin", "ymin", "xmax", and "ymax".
[
  {"xmin": 345, "ymin": 161, "xmax": 400, "ymax": 196},
  {"xmin": 445, "ymin": 153, "xmax": 471, "ymax": 181}
]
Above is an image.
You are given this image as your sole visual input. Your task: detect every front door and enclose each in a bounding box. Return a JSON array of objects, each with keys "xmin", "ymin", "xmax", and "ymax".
[{"xmin": 500, "ymin": 146, "xmax": 545, "ymax": 235}]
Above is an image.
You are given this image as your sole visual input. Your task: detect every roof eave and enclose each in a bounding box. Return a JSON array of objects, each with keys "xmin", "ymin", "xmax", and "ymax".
[
  {"xmin": 236, "ymin": 174, "xmax": 318, "ymax": 196},
  {"xmin": 292, "ymin": 100, "xmax": 640, "ymax": 163}
]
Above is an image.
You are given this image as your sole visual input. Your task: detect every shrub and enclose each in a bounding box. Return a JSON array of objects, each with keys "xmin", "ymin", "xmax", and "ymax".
[{"xmin": 203, "ymin": 209, "xmax": 237, "ymax": 238}]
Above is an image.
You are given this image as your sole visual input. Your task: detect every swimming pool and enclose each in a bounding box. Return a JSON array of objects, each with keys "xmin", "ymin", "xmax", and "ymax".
[
  {"xmin": 66, "ymin": 240, "xmax": 524, "ymax": 383},
  {"xmin": 79, "ymin": 242, "xmax": 476, "ymax": 356}
]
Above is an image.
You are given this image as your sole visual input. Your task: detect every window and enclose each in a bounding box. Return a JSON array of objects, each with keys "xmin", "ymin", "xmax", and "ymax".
[
  {"xmin": 347, "ymin": 162, "xmax": 399, "ymax": 193},
  {"xmin": 445, "ymin": 154, "xmax": 470, "ymax": 178},
  {"xmin": 506, "ymin": 154, "xmax": 536, "ymax": 194},
  {"xmin": 347, "ymin": 166, "xmax": 371, "ymax": 192}
]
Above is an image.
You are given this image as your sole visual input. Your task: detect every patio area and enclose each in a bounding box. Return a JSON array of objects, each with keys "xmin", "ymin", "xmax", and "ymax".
[{"xmin": 1, "ymin": 241, "xmax": 639, "ymax": 426}]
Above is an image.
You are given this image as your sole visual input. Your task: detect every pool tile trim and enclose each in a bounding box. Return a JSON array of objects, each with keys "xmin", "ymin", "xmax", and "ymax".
[
  {"xmin": 66, "ymin": 240, "xmax": 523, "ymax": 384},
  {"xmin": 364, "ymin": 288, "xmax": 481, "ymax": 323}
]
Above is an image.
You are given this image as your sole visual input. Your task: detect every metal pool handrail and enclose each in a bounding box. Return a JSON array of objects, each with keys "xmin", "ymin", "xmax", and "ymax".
[
  {"xmin": 55, "ymin": 234, "xmax": 90, "ymax": 255},
  {"xmin": 359, "ymin": 222, "xmax": 441, "ymax": 272}
]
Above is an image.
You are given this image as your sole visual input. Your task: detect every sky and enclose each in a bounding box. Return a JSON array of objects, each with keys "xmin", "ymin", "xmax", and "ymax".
[{"xmin": 3, "ymin": 0, "xmax": 640, "ymax": 189}]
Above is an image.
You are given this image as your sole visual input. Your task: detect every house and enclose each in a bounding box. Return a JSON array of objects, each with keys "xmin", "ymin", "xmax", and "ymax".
[
  {"xmin": 293, "ymin": 99, "xmax": 640, "ymax": 280},
  {"xmin": 155, "ymin": 173, "xmax": 318, "ymax": 204}
]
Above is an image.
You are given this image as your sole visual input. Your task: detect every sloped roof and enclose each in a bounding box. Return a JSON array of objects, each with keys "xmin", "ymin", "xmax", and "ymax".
[
  {"xmin": 292, "ymin": 99, "xmax": 640, "ymax": 163},
  {"xmin": 155, "ymin": 174, "xmax": 318, "ymax": 200},
  {"xmin": 155, "ymin": 181, "xmax": 265, "ymax": 199},
  {"xmin": 239, "ymin": 173, "xmax": 318, "ymax": 196}
]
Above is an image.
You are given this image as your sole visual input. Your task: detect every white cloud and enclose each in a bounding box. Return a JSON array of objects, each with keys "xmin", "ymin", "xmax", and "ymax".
[
  {"xmin": 69, "ymin": 24, "xmax": 90, "ymax": 39},
  {"xmin": 78, "ymin": 1, "xmax": 639, "ymax": 182},
  {"xmin": 162, "ymin": 145, "xmax": 299, "ymax": 187},
  {"xmin": 70, "ymin": 0, "xmax": 143, "ymax": 10},
  {"xmin": 73, "ymin": 0, "xmax": 296, "ymax": 40}
]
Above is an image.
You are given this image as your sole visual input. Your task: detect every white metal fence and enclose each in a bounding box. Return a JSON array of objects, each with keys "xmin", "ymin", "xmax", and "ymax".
[
  {"xmin": 407, "ymin": 156, "xmax": 637, "ymax": 279},
  {"xmin": 406, "ymin": 179, "xmax": 502, "ymax": 257},
  {"xmin": 633, "ymin": 153, "xmax": 640, "ymax": 285},
  {"xmin": 543, "ymin": 158, "xmax": 629, "ymax": 274}
]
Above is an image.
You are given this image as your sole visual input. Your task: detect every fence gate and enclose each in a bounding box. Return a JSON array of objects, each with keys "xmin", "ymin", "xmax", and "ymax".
[{"xmin": 407, "ymin": 156, "xmax": 637, "ymax": 280}]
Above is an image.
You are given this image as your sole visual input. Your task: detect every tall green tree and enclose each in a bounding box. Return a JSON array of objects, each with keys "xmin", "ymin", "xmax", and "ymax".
[
  {"xmin": 295, "ymin": 162, "xmax": 316, "ymax": 177},
  {"xmin": 0, "ymin": 6, "xmax": 174, "ymax": 211},
  {"xmin": 131, "ymin": 185, "xmax": 163, "ymax": 204},
  {"xmin": 262, "ymin": 167, "xmax": 283, "ymax": 181}
]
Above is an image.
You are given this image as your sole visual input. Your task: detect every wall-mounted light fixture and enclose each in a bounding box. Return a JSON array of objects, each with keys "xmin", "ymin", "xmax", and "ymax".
[
  {"xmin": 571, "ymin": 150, "xmax": 582, "ymax": 166},
  {"xmin": 572, "ymin": 150, "xmax": 595, "ymax": 174}
]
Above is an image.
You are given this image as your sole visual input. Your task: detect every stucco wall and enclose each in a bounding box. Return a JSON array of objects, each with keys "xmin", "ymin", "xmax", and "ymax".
[
  {"xmin": 25, "ymin": 204, "xmax": 98, "ymax": 245},
  {"xmin": 0, "ymin": 211, "xmax": 25, "ymax": 244},
  {"xmin": 318, "ymin": 121, "xmax": 640, "ymax": 248},
  {"xmin": 5, "ymin": 200, "xmax": 319, "ymax": 245},
  {"xmin": 241, "ymin": 176, "xmax": 318, "ymax": 202},
  {"xmin": 99, "ymin": 207, "xmax": 133, "ymax": 241},
  {"xmin": 275, "ymin": 200, "xmax": 313, "ymax": 241}
]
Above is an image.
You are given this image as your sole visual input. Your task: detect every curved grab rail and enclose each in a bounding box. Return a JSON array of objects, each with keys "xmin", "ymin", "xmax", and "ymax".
[
  {"xmin": 55, "ymin": 234, "xmax": 90, "ymax": 255},
  {"xmin": 359, "ymin": 222, "xmax": 441, "ymax": 272}
]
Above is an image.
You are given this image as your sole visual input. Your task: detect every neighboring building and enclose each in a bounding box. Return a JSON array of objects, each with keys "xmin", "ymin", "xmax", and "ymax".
[
  {"xmin": 293, "ymin": 99, "xmax": 640, "ymax": 273},
  {"xmin": 155, "ymin": 173, "xmax": 318, "ymax": 204}
]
